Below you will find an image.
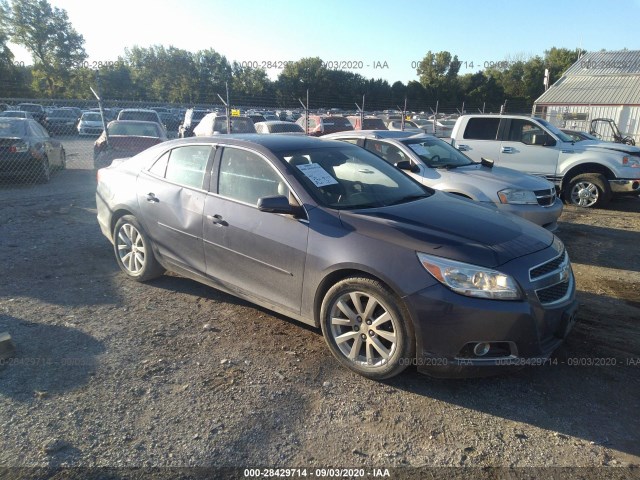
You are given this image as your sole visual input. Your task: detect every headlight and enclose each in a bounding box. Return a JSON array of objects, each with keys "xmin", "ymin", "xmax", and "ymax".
[
  {"xmin": 622, "ymin": 156, "xmax": 640, "ymax": 168},
  {"xmin": 497, "ymin": 188, "xmax": 538, "ymax": 205},
  {"xmin": 417, "ymin": 252, "xmax": 522, "ymax": 300}
]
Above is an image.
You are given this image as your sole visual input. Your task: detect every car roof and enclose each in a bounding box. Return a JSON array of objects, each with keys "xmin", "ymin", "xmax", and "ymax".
[
  {"xmin": 324, "ymin": 130, "xmax": 427, "ymax": 140},
  {"xmin": 161, "ymin": 133, "xmax": 347, "ymax": 152}
]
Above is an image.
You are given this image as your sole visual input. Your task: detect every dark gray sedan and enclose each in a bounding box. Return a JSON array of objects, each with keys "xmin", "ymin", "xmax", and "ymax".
[
  {"xmin": 96, "ymin": 135, "xmax": 577, "ymax": 379},
  {"xmin": 0, "ymin": 117, "xmax": 66, "ymax": 183}
]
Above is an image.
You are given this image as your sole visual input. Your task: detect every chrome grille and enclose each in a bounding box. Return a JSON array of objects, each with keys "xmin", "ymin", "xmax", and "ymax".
[{"xmin": 534, "ymin": 188, "xmax": 557, "ymax": 207}]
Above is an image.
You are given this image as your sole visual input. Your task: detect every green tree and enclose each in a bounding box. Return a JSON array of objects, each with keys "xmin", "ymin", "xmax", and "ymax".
[
  {"xmin": 276, "ymin": 57, "xmax": 329, "ymax": 107},
  {"xmin": 8, "ymin": 0, "xmax": 86, "ymax": 96},
  {"xmin": 416, "ymin": 50, "xmax": 462, "ymax": 103}
]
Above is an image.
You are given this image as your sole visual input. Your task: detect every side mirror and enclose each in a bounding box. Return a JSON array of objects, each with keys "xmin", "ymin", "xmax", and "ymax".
[
  {"xmin": 257, "ymin": 195, "xmax": 297, "ymax": 215},
  {"xmin": 395, "ymin": 160, "xmax": 412, "ymax": 170},
  {"xmin": 480, "ymin": 158, "xmax": 494, "ymax": 168}
]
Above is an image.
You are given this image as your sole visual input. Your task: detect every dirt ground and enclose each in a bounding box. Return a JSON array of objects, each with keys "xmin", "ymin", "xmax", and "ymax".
[{"xmin": 0, "ymin": 140, "xmax": 639, "ymax": 479}]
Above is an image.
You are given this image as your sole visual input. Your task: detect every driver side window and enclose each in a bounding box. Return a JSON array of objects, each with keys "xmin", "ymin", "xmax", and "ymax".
[
  {"xmin": 364, "ymin": 140, "xmax": 407, "ymax": 165},
  {"xmin": 508, "ymin": 120, "xmax": 546, "ymax": 145}
]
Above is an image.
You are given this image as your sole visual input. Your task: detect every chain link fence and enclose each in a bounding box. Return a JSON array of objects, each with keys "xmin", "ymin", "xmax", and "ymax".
[{"xmin": 0, "ymin": 95, "xmax": 537, "ymax": 185}]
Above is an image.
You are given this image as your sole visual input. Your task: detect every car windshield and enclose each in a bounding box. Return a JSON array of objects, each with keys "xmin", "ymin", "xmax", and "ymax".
[
  {"xmin": 402, "ymin": 138, "xmax": 474, "ymax": 168},
  {"xmin": 83, "ymin": 113, "xmax": 102, "ymax": 121},
  {"xmin": 108, "ymin": 122, "xmax": 160, "ymax": 137},
  {"xmin": 120, "ymin": 111, "xmax": 158, "ymax": 122},
  {"xmin": 0, "ymin": 111, "xmax": 25, "ymax": 118},
  {"xmin": 51, "ymin": 109, "xmax": 77, "ymax": 118},
  {"xmin": 18, "ymin": 104, "xmax": 41, "ymax": 113},
  {"xmin": 0, "ymin": 120, "xmax": 26, "ymax": 136},
  {"xmin": 281, "ymin": 145, "xmax": 431, "ymax": 209},
  {"xmin": 362, "ymin": 118, "xmax": 387, "ymax": 129},
  {"xmin": 537, "ymin": 118, "xmax": 573, "ymax": 143},
  {"xmin": 269, "ymin": 123, "xmax": 303, "ymax": 133},
  {"xmin": 213, "ymin": 117, "xmax": 255, "ymax": 133}
]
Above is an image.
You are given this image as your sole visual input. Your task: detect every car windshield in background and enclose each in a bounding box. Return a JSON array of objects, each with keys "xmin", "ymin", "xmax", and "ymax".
[
  {"xmin": 537, "ymin": 118, "xmax": 574, "ymax": 143},
  {"xmin": 213, "ymin": 117, "xmax": 255, "ymax": 133},
  {"xmin": 269, "ymin": 123, "xmax": 303, "ymax": 133},
  {"xmin": 83, "ymin": 113, "xmax": 102, "ymax": 121},
  {"xmin": 0, "ymin": 120, "xmax": 26, "ymax": 136},
  {"xmin": 51, "ymin": 109, "xmax": 77, "ymax": 118},
  {"xmin": 401, "ymin": 138, "xmax": 475, "ymax": 168},
  {"xmin": 281, "ymin": 145, "xmax": 430, "ymax": 209},
  {"xmin": 108, "ymin": 123, "xmax": 161, "ymax": 137},
  {"xmin": 323, "ymin": 117, "xmax": 353, "ymax": 128},
  {"xmin": 362, "ymin": 118, "xmax": 387, "ymax": 129}
]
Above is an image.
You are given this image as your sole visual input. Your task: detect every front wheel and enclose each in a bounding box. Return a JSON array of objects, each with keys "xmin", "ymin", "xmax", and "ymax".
[
  {"xmin": 563, "ymin": 173, "xmax": 611, "ymax": 208},
  {"xmin": 113, "ymin": 215, "xmax": 164, "ymax": 281},
  {"xmin": 320, "ymin": 276, "xmax": 415, "ymax": 380}
]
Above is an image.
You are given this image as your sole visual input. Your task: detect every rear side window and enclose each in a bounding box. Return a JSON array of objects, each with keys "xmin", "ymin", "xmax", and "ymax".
[
  {"xmin": 163, "ymin": 145, "xmax": 212, "ymax": 189},
  {"xmin": 463, "ymin": 118, "xmax": 500, "ymax": 140}
]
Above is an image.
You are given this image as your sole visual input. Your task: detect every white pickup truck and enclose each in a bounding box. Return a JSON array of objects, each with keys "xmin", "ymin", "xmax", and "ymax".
[{"xmin": 450, "ymin": 114, "xmax": 640, "ymax": 208}]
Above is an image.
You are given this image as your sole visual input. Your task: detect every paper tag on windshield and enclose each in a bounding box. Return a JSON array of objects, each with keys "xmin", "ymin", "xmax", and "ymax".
[
  {"xmin": 296, "ymin": 163, "xmax": 339, "ymax": 187},
  {"xmin": 407, "ymin": 144, "xmax": 430, "ymax": 156}
]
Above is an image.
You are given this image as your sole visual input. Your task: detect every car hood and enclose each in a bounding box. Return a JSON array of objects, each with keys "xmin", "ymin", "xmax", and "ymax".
[
  {"xmin": 338, "ymin": 191, "xmax": 553, "ymax": 268},
  {"xmin": 452, "ymin": 164, "xmax": 554, "ymax": 190},
  {"xmin": 564, "ymin": 140, "xmax": 640, "ymax": 155}
]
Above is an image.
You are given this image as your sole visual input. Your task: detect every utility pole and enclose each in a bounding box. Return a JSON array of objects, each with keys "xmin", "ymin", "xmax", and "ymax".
[
  {"xmin": 91, "ymin": 70, "xmax": 110, "ymax": 150},
  {"xmin": 299, "ymin": 89, "xmax": 309, "ymax": 135}
]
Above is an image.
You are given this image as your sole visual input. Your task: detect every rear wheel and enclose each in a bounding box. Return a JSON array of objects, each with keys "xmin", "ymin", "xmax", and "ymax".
[
  {"xmin": 35, "ymin": 157, "xmax": 51, "ymax": 184},
  {"xmin": 564, "ymin": 173, "xmax": 611, "ymax": 208},
  {"xmin": 320, "ymin": 276, "xmax": 415, "ymax": 380},
  {"xmin": 113, "ymin": 215, "xmax": 164, "ymax": 281}
]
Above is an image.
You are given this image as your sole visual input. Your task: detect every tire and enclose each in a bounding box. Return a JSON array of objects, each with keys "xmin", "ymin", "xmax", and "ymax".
[
  {"xmin": 35, "ymin": 157, "xmax": 51, "ymax": 184},
  {"xmin": 563, "ymin": 173, "xmax": 611, "ymax": 208},
  {"xmin": 320, "ymin": 276, "xmax": 415, "ymax": 380},
  {"xmin": 113, "ymin": 215, "xmax": 164, "ymax": 282},
  {"xmin": 59, "ymin": 149, "xmax": 66, "ymax": 170}
]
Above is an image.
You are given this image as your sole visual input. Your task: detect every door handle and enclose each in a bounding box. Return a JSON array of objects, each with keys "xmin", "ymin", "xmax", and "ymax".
[
  {"xmin": 457, "ymin": 144, "xmax": 469, "ymax": 151},
  {"xmin": 146, "ymin": 193, "xmax": 159, "ymax": 203},
  {"xmin": 208, "ymin": 214, "xmax": 228, "ymax": 226},
  {"xmin": 501, "ymin": 146, "xmax": 514, "ymax": 153}
]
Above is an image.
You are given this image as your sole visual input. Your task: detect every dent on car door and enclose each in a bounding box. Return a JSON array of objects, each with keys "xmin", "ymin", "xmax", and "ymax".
[
  {"xmin": 203, "ymin": 146, "xmax": 309, "ymax": 313},
  {"xmin": 136, "ymin": 144, "xmax": 213, "ymax": 272}
]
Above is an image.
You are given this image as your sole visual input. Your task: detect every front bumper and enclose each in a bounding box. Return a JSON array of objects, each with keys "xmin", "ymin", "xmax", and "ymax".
[
  {"xmin": 404, "ymin": 245, "xmax": 577, "ymax": 378},
  {"xmin": 609, "ymin": 178, "xmax": 640, "ymax": 194},
  {"xmin": 495, "ymin": 197, "xmax": 563, "ymax": 232}
]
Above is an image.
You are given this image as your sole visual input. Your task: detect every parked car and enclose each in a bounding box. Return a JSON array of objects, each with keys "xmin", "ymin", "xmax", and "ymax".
[
  {"xmin": 324, "ymin": 130, "xmax": 562, "ymax": 231},
  {"xmin": 296, "ymin": 115, "xmax": 354, "ymax": 136},
  {"xmin": 246, "ymin": 113, "xmax": 267, "ymax": 125},
  {"xmin": 178, "ymin": 109, "xmax": 210, "ymax": 138},
  {"xmin": 386, "ymin": 119, "xmax": 424, "ymax": 133},
  {"xmin": 93, "ymin": 120, "xmax": 168, "ymax": 169},
  {"xmin": 0, "ymin": 110, "xmax": 34, "ymax": 119},
  {"xmin": 347, "ymin": 116, "xmax": 388, "ymax": 130},
  {"xmin": 78, "ymin": 112, "xmax": 105, "ymax": 136},
  {"xmin": 0, "ymin": 118, "xmax": 66, "ymax": 183},
  {"xmin": 96, "ymin": 135, "xmax": 577, "ymax": 379},
  {"xmin": 450, "ymin": 114, "xmax": 640, "ymax": 208},
  {"xmin": 117, "ymin": 109, "xmax": 164, "ymax": 130},
  {"xmin": 254, "ymin": 120, "xmax": 305, "ymax": 135},
  {"xmin": 45, "ymin": 108, "xmax": 80, "ymax": 135},
  {"xmin": 192, "ymin": 113, "xmax": 256, "ymax": 135},
  {"xmin": 157, "ymin": 112, "xmax": 181, "ymax": 132},
  {"xmin": 17, "ymin": 103, "xmax": 46, "ymax": 124}
]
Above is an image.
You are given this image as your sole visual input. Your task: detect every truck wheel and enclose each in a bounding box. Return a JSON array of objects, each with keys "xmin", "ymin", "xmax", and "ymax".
[{"xmin": 564, "ymin": 173, "xmax": 611, "ymax": 208}]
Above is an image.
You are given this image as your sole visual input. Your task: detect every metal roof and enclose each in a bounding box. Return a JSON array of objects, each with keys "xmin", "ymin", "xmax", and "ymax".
[
  {"xmin": 536, "ymin": 74, "xmax": 640, "ymax": 105},
  {"xmin": 564, "ymin": 50, "xmax": 640, "ymax": 76},
  {"xmin": 535, "ymin": 50, "xmax": 640, "ymax": 105}
]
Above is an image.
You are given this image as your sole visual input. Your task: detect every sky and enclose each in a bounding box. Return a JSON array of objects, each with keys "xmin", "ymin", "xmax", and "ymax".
[{"xmin": 7, "ymin": 0, "xmax": 640, "ymax": 84}]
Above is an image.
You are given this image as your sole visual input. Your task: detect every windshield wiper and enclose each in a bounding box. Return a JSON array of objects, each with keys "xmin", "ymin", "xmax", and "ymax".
[{"xmin": 386, "ymin": 193, "xmax": 430, "ymax": 206}]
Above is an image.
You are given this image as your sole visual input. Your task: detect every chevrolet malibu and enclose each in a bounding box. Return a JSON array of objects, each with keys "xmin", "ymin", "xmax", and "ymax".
[{"xmin": 96, "ymin": 135, "xmax": 577, "ymax": 379}]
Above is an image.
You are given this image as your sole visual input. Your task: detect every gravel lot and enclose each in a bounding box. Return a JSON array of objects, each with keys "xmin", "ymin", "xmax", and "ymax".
[{"xmin": 0, "ymin": 136, "xmax": 639, "ymax": 479}]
